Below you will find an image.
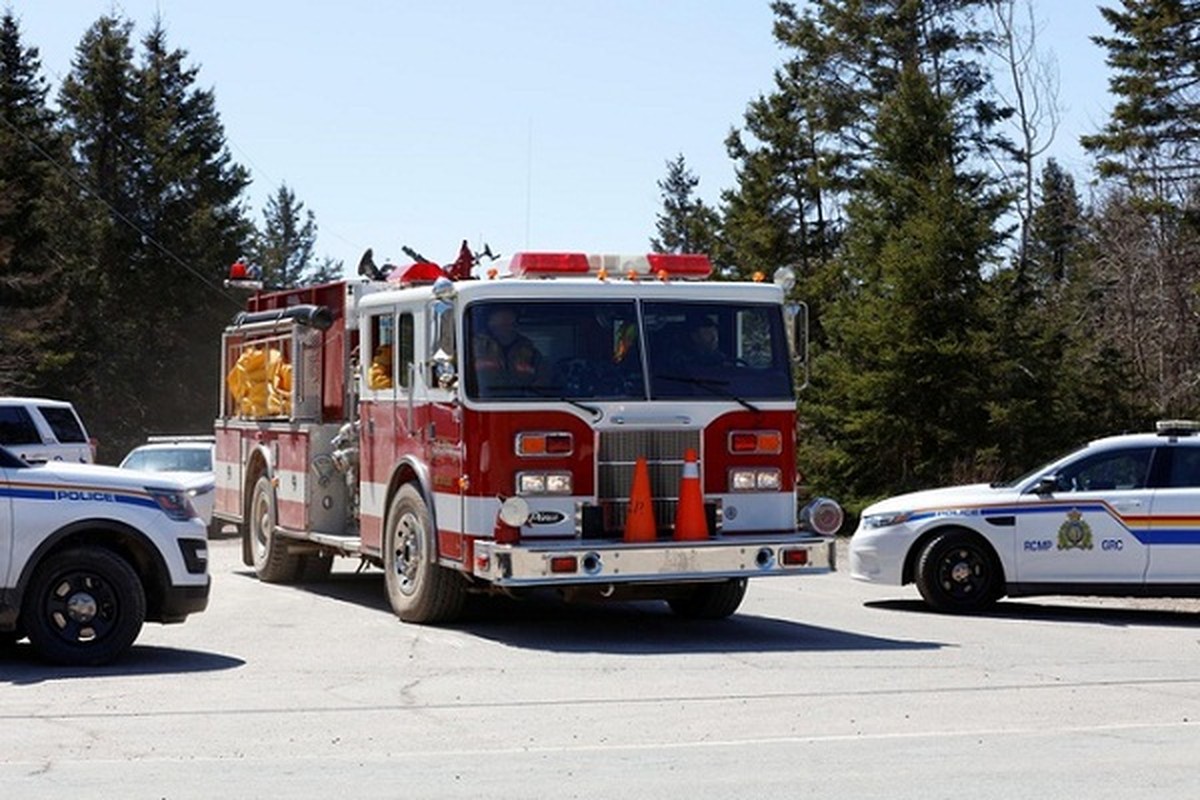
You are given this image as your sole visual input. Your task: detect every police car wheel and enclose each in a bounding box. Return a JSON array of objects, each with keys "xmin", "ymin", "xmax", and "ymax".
[
  {"xmin": 667, "ymin": 578, "xmax": 747, "ymax": 619},
  {"xmin": 22, "ymin": 548, "xmax": 146, "ymax": 666},
  {"xmin": 915, "ymin": 531, "xmax": 1002, "ymax": 613},
  {"xmin": 383, "ymin": 484, "xmax": 466, "ymax": 624},
  {"xmin": 249, "ymin": 476, "xmax": 302, "ymax": 583}
]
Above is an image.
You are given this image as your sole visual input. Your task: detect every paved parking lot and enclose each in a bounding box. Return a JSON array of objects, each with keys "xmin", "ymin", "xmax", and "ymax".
[{"xmin": 3, "ymin": 535, "xmax": 1200, "ymax": 799}]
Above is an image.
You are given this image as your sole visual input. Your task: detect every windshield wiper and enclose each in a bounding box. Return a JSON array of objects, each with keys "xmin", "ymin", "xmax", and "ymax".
[
  {"xmin": 488, "ymin": 384, "xmax": 603, "ymax": 419},
  {"xmin": 655, "ymin": 374, "xmax": 760, "ymax": 413}
]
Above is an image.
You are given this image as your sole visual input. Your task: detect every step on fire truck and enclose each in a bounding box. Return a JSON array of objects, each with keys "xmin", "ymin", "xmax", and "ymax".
[{"xmin": 213, "ymin": 247, "xmax": 842, "ymax": 623}]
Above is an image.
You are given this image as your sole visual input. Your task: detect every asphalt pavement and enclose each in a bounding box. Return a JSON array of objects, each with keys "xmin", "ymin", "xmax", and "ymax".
[{"xmin": 3, "ymin": 535, "xmax": 1200, "ymax": 799}]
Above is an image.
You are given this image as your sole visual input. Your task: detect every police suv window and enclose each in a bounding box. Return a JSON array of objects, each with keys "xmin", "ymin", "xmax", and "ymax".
[
  {"xmin": 0, "ymin": 406, "xmax": 41, "ymax": 446},
  {"xmin": 38, "ymin": 405, "xmax": 86, "ymax": 444},
  {"xmin": 1164, "ymin": 446, "xmax": 1200, "ymax": 488}
]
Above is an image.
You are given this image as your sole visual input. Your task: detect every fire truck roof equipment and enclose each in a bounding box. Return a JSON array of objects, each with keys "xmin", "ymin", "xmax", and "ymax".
[{"xmin": 508, "ymin": 252, "xmax": 713, "ymax": 280}]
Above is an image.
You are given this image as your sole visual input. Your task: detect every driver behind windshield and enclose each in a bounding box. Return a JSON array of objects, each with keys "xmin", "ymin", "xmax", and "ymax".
[{"xmin": 471, "ymin": 305, "xmax": 550, "ymax": 393}]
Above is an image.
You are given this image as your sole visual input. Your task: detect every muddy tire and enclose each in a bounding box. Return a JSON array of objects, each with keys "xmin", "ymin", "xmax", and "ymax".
[
  {"xmin": 249, "ymin": 476, "xmax": 302, "ymax": 582},
  {"xmin": 383, "ymin": 484, "xmax": 466, "ymax": 623}
]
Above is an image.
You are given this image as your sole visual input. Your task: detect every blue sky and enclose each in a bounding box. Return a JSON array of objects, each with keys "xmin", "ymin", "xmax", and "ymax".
[{"xmin": 15, "ymin": 1, "xmax": 1112, "ymax": 274}]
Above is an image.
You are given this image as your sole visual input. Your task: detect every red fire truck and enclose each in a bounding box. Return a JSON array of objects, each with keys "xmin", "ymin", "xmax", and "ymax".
[{"xmin": 213, "ymin": 250, "xmax": 842, "ymax": 623}]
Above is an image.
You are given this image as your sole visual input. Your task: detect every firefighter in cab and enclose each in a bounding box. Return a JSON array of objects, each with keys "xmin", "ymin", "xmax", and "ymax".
[{"xmin": 471, "ymin": 306, "xmax": 549, "ymax": 394}]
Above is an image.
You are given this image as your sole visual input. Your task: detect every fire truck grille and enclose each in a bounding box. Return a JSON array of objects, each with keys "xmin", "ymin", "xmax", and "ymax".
[{"xmin": 596, "ymin": 429, "xmax": 701, "ymax": 533}]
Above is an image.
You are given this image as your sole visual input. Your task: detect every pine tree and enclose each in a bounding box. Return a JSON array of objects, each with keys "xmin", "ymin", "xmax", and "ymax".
[
  {"xmin": 802, "ymin": 61, "xmax": 1006, "ymax": 505},
  {"xmin": 649, "ymin": 154, "xmax": 719, "ymax": 257},
  {"xmin": 0, "ymin": 12, "xmax": 72, "ymax": 394},
  {"xmin": 57, "ymin": 16, "xmax": 251, "ymax": 457},
  {"xmin": 252, "ymin": 183, "xmax": 341, "ymax": 288},
  {"xmin": 1082, "ymin": 0, "xmax": 1200, "ymax": 197}
]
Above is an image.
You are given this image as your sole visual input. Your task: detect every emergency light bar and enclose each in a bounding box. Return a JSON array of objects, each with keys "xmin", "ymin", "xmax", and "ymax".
[{"xmin": 508, "ymin": 252, "xmax": 713, "ymax": 280}]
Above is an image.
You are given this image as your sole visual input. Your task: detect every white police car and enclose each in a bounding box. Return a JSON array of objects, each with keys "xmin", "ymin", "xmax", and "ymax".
[
  {"xmin": 849, "ymin": 421, "xmax": 1200, "ymax": 612},
  {"xmin": 0, "ymin": 444, "xmax": 210, "ymax": 664}
]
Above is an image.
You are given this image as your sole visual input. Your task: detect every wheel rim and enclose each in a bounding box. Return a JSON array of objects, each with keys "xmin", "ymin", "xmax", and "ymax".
[
  {"xmin": 392, "ymin": 511, "xmax": 423, "ymax": 596},
  {"xmin": 936, "ymin": 545, "xmax": 990, "ymax": 601},
  {"xmin": 252, "ymin": 488, "xmax": 271, "ymax": 558},
  {"xmin": 42, "ymin": 571, "xmax": 120, "ymax": 644}
]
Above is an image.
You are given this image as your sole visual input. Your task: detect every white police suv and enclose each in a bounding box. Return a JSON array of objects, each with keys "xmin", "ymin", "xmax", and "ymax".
[
  {"xmin": 849, "ymin": 421, "xmax": 1200, "ymax": 612},
  {"xmin": 0, "ymin": 444, "xmax": 210, "ymax": 664}
]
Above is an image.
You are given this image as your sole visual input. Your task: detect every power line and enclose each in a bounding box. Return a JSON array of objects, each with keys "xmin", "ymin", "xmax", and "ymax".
[{"xmin": 0, "ymin": 109, "xmax": 242, "ymax": 308}]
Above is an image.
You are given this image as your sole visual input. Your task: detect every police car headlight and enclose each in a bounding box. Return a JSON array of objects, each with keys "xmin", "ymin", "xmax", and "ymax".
[
  {"xmin": 862, "ymin": 511, "xmax": 911, "ymax": 529},
  {"xmin": 517, "ymin": 472, "xmax": 572, "ymax": 495},
  {"xmin": 148, "ymin": 488, "xmax": 199, "ymax": 521}
]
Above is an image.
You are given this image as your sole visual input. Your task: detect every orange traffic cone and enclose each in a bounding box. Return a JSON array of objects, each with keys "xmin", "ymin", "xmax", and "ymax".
[
  {"xmin": 623, "ymin": 456, "xmax": 657, "ymax": 542},
  {"xmin": 674, "ymin": 448, "xmax": 708, "ymax": 541}
]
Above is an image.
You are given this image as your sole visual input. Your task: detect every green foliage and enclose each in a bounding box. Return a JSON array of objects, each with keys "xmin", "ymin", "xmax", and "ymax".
[
  {"xmin": 650, "ymin": 154, "xmax": 719, "ymax": 258},
  {"xmin": 252, "ymin": 183, "xmax": 342, "ymax": 288}
]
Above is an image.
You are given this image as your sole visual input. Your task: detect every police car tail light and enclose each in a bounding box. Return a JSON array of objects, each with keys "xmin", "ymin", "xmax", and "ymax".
[
  {"xmin": 516, "ymin": 432, "xmax": 574, "ymax": 457},
  {"xmin": 509, "ymin": 252, "xmax": 590, "ymax": 277},
  {"xmin": 730, "ymin": 468, "xmax": 783, "ymax": 492},
  {"xmin": 728, "ymin": 430, "xmax": 783, "ymax": 454},
  {"xmin": 148, "ymin": 488, "xmax": 198, "ymax": 521},
  {"xmin": 517, "ymin": 471, "xmax": 573, "ymax": 495}
]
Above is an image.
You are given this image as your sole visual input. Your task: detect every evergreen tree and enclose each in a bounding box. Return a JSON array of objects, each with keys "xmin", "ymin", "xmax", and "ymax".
[
  {"xmin": 650, "ymin": 154, "xmax": 719, "ymax": 256},
  {"xmin": 802, "ymin": 61, "xmax": 1006, "ymax": 506},
  {"xmin": 1082, "ymin": 0, "xmax": 1200, "ymax": 198},
  {"xmin": 252, "ymin": 183, "xmax": 341, "ymax": 288},
  {"xmin": 58, "ymin": 16, "xmax": 251, "ymax": 458},
  {"xmin": 0, "ymin": 12, "xmax": 72, "ymax": 394}
]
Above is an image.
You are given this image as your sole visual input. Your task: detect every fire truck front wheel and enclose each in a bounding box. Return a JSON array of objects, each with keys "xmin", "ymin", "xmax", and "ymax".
[
  {"xmin": 667, "ymin": 578, "xmax": 748, "ymax": 620},
  {"xmin": 249, "ymin": 476, "xmax": 303, "ymax": 583},
  {"xmin": 384, "ymin": 484, "xmax": 466, "ymax": 624}
]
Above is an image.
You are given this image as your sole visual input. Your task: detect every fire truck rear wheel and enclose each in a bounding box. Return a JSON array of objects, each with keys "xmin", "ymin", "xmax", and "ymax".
[
  {"xmin": 667, "ymin": 578, "xmax": 747, "ymax": 619},
  {"xmin": 249, "ymin": 476, "xmax": 302, "ymax": 583},
  {"xmin": 384, "ymin": 484, "xmax": 466, "ymax": 624}
]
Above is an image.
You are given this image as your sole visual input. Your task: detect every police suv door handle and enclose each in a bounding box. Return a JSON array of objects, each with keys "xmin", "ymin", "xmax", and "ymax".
[{"xmin": 1111, "ymin": 499, "xmax": 1142, "ymax": 511}]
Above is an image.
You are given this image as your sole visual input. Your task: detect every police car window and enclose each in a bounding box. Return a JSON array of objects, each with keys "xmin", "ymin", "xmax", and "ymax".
[
  {"xmin": 1165, "ymin": 447, "xmax": 1200, "ymax": 488},
  {"xmin": 465, "ymin": 301, "xmax": 644, "ymax": 401},
  {"xmin": 1056, "ymin": 447, "xmax": 1153, "ymax": 492},
  {"xmin": 38, "ymin": 405, "xmax": 86, "ymax": 443},
  {"xmin": 0, "ymin": 406, "xmax": 41, "ymax": 446}
]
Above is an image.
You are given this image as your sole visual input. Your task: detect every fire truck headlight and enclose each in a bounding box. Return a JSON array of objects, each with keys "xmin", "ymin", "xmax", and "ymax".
[
  {"xmin": 517, "ymin": 472, "xmax": 573, "ymax": 495},
  {"xmin": 729, "ymin": 468, "xmax": 782, "ymax": 492}
]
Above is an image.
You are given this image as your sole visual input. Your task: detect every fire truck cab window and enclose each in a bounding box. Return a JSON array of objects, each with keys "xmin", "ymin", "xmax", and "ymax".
[
  {"xmin": 644, "ymin": 302, "xmax": 793, "ymax": 400},
  {"xmin": 397, "ymin": 313, "xmax": 414, "ymax": 389},
  {"xmin": 465, "ymin": 301, "xmax": 644, "ymax": 400},
  {"xmin": 367, "ymin": 314, "xmax": 394, "ymax": 390}
]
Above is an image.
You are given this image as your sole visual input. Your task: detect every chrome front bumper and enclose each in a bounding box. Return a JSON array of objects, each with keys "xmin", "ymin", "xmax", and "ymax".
[{"xmin": 470, "ymin": 535, "xmax": 835, "ymax": 587}]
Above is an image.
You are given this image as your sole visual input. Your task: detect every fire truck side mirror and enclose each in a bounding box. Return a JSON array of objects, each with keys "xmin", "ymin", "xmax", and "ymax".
[
  {"xmin": 430, "ymin": 298, "xmax": 458, "ymax": 390},
  {"xmin": 787, "ymin": 302, "xmax": 809, "ymax": 389}
]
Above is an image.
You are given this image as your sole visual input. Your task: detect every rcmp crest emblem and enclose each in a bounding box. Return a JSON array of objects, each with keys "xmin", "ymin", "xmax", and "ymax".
[{"xmin": 1057, "ymin": 509, "xmax": 1093, "ymax": 550}]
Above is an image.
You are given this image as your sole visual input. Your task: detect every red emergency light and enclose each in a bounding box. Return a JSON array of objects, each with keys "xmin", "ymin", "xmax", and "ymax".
[
  {"xmin": 390, "ymin": 262, "xmax": 449, "ymax": 284},
  {"xmin": 509, "ymin": 252, "xmax": 590, "ymax": 277},
  {"xmin": 509, "ymin": 252, "xmax": 713, "ymax": 280}
]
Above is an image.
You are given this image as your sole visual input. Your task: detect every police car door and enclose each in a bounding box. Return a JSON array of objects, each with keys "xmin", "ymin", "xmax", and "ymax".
[
  {"xmin": 0, "ymin": 452, "xmax": 12, "ymax": 585},
  {"xmin": 1144, "ymin": 442, "xmax": 1200, "ymax": 586},
  {"xmin": 1014, "ymin": 446, "xmax": 1152, "ymax": 586}
]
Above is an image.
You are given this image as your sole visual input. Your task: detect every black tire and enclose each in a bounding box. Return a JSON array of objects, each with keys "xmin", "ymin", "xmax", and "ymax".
[
  {"xmin": 915, "ymin": 531, "xmax": 1003, "ymax": 613},
  {"xmin": 207, "ymin": 518, "xmax": 226, "ymax": 538},
  {"xmin": 249, "ymin": 475, "xmax": 302, "ymax": 582},
  {"xmin": 384, "ymin": 484, "xmax": 466, "ymax": 623},
  {"xmin": 668, "ymin": 578, "xmax": 747, "ymax": 619},
  {"xmin": 21, "ymin": 548, "xmax": 146, "ymax": 666},
  {"xmin": 298, "ymin": 553, "xmax": 333, "ymax": 582}
]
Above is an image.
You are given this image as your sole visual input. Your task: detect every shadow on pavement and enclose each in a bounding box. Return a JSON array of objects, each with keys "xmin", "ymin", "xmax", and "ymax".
[
  {"xmin": 0, "ymin": 645, "xmax": 245, "ymax": 685},
  {"xmin": 249, "ymin": 570, "xmax": 946, "ymax": 655},
  {"xmin": 866, "ymin": 598, "xmax": 1200, "ymax": 627}
]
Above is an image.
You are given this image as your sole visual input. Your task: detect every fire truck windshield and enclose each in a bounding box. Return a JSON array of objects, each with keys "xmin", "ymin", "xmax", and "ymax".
[{"xmin": 463, "ymin": 300, "xmax": 794, "ymax": 402}]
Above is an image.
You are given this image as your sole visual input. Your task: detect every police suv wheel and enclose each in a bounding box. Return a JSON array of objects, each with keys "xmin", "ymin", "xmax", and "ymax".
[
  {"xmin": 249, "ymin": 475, "xmax": 302, "ymax": 582},
  {"xmin": 915, "ymin": 531, "xmax": 1003, "ymax": 613},
  {"xmin": 384, "ymin": 484, "xmax": 466, "ymax": 624},
  {"xmin": 22, "ymin": 548, "xmax": 146, "ymax": 666}
]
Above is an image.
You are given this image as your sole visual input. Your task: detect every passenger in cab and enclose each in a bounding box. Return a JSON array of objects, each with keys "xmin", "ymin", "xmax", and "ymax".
[{"xmin": 472, "ymin": 306, "xmax": 549, "ymax": 392}]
